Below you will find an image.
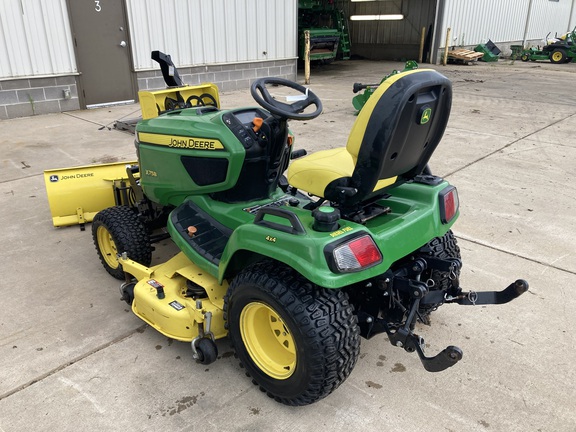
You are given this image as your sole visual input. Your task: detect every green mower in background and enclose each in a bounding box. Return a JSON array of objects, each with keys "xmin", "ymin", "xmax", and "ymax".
[
  {"xmin": 352, "ymin": 60, "xmax": 419, "ymax": 112},
  {"xmin": 46, "ymin": 53, "xmax": 528, "ymax": 406},
  {"xmin": 521, "ymin": 27, "xmax": 576, "ymax": 63}
]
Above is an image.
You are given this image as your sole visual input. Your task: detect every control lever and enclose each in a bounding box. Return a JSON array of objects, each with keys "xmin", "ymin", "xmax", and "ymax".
[{"xmin": 290, "ymin": 149, "xmax": 307, "ymax": 159}]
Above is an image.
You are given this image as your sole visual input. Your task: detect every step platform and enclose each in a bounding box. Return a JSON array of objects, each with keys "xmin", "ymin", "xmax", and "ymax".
[{"xmin": 170, "ymin": 201, "xmax": 232, "ymax": 266}]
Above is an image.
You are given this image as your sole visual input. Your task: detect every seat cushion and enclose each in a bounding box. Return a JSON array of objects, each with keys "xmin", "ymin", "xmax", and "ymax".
[
  {"xmin": 288, "ymin": 147, "xmax": 399, "ymax": 199},
  {"xmin": 287, "ymin": 148, "xmax": 355, "ymax": 198}
]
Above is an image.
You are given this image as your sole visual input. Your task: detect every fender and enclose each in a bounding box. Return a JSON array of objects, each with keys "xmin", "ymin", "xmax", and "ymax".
[{"xmin": 218, "ymin": 181, "xmax": 458, "ymax": 289}]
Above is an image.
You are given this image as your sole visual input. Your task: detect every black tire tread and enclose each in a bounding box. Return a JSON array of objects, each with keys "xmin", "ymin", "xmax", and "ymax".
[
  {"xmin": 550, "ymin": 48, "xmax": 567, "ymax": 64},
  {"xmin": 418, "ymin": 230, "xmax": 461, "ymax": 320},
  {"xmin": 422, "ymin": 230, "xmax": 461, "ymax": 291},
  {"xmin": 92, "ymin": 206, "xmax": 152, "ymax": 279},
  {"xmin": 224, "ymin": 260, "xmax": 360, "ymax": 406}
]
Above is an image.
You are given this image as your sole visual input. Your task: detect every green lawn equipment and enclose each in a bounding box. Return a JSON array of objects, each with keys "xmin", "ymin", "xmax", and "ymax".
[
  {"xmin": 521, "ymin": 27, "xmax": 576, "ymax": 63},
  {"xmin": 298, "ymin": 0, "xmax": 351, "ymax": 63},
  {"xmin": 45, "ymin": 55, "xmax": 528, "ymax": 406},
  {"xmin": 352, "ymin": 60, "xmax": 419, "ymax": 112}
]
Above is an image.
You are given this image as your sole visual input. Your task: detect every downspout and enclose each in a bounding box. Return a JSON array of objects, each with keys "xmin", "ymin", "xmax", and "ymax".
[
  {"xmin": 569, "ymin": 0, "xmax": 575, "ymax": 31},
  {"xmin": 431, "ymin": 0, "xmax": 445, "ymax": 64},
  {"xmin": 522, "ymin": 0, "xmax": 534, "ymax": 47}
]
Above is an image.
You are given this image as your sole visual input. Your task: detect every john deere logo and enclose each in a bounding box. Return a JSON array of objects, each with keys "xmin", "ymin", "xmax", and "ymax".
[{"xmin": 420, "ymin": 108, "xmax": 432, "ymax": 125}]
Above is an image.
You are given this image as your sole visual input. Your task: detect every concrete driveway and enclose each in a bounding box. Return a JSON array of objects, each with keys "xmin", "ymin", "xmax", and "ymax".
[{"xmin": 0, "ymin": 59, "xmax": 575, "ymax": 432}]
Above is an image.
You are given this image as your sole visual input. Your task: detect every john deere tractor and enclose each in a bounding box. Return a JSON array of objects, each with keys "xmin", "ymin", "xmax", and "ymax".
[
  {"xmin": 521, "ymin": 27, "xmax": 576, "ymax": 63},
  {"xmin": 45, "ymin": 55, "xmax": 527, "ymax": 406}
]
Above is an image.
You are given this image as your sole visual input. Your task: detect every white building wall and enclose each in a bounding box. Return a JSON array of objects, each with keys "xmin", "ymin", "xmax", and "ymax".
[
  {"xmin": 0, "ymin": 0, "xmax": 296, "ymax": 79},
  {"xmin": 126, "ymin": 0, "xmax": 297, "ymax": 71},
  {"xmin": 0, "ymin": 0, "xmax": 76, "ymax": 79},
  {"xmin": 439, "ymin": 0, "xmax": 575, "ymax": 48}
]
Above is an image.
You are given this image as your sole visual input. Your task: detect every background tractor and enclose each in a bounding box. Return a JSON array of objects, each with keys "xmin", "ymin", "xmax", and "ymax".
[{"xmin": 521, "ymin": 27, "xmax": 576, "ymax": 63}]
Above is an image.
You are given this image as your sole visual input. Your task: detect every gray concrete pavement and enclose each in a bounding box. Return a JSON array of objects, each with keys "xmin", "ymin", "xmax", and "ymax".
[{"xmin": 0, "ymin": 59, "xmax": 575, "ymax": 432}]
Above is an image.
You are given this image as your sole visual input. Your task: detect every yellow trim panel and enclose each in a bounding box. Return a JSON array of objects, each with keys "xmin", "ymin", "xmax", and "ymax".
[{"xmin": 138, "ymin": 132, "xmax": 224, "ymax": 150}]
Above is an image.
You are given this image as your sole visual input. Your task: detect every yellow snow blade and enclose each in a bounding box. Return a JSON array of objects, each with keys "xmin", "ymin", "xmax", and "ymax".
[{"xmin": 44, "ymin": 161, "xmax": 138, "ymax": 227}]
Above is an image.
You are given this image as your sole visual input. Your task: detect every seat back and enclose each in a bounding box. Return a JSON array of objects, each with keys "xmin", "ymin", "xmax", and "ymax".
[{"xmin": 327, "ymin": 69, "xmax": 452, "ymax": 207}]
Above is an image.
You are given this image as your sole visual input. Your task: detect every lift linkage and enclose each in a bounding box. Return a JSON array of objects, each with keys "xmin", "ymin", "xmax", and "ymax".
[{"xmin": 359, "ymin": 257, "xmax": 529, "ymax": 372}]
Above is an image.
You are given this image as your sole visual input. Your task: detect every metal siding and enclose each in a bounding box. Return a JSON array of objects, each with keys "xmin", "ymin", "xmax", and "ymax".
[
  {"xmin": 440, "ymin": 0, "xmax": 574, "ymax": 47},
  {"xmin": 224, "ymin": 1, "xmax": 239, "ymax": 63},
  {"xmin": 234, "ymin": 0, "xmax": 249, "ymax": 61},
  {"xmin": 126, "ymin": 0, "xmax": 297, "ymax": 70},
  {"xmin": 255, "ymin": 0, "xmax": 271, "ymax": 61},
  {"xmin": 527, "ymin": 0, "xmax": 574, "ymax": 39},
  {"xmin": 188, "ymin": 1, "xmax": 206, "ymax": 64},
  {"xmin": 0, "ymin": 0, "xmax": 75, "ymax": 78}
]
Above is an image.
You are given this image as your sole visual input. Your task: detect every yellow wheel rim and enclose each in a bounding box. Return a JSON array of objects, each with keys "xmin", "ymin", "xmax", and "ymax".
[
  {"xmin": 552, "ymin": 52, "xmax": 562, "ymax": 61},
  {"xmin": 96, "ymin": 225, "xmax": 119, "ymax": 269},
  {"xmin": 240, "ymin": 302, "xmax": 296, "ymax": 380}
]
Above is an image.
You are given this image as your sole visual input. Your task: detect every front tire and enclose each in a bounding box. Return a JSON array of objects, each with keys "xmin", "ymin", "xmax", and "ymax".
[
  {"xmin": 224, "ymin": 261, "xmax": 360, "ymax": 406},
  {"xmin": 92, "ymin": 206, "xmax": 152, "ymax": 279}
]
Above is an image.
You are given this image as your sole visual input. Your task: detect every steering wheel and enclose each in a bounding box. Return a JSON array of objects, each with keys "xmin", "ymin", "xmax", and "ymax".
[{"xmin": 250, "ymin": 77, "xmax": 323, "ymax": 120}]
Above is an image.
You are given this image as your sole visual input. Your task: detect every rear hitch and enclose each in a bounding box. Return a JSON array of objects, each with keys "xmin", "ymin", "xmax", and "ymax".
[
  {"xmin": 444, "ymin": 279, "xmax": 529, "ymax": 306},
  {"xmin": 418, "ymin": 278, "xmax": 529, "ymax": 307},
  {"xmin": 415, "ymin": 343, "xmax": 463, "ymax": 372},
  {"xmin": 355, "ymin": 255, "xmax": 529, "ymax": 373},
  {"xmin": 386, "ymin": 298, "xmax": 464, "ymax": 373},
  {"xmin": 400, "ymin": 331, "xmax": 463, "ymax": 372}
]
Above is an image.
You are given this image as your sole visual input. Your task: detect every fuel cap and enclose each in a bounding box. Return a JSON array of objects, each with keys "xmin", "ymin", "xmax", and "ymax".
[{"xmin": 312, "ymin": 206, "xmax": 340, "ymax": 232}]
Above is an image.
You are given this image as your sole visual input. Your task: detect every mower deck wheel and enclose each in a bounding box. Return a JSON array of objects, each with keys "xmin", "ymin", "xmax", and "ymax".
[{"xmin": 195, "ymin": 338, "xmax": 218, "ymax": 365}]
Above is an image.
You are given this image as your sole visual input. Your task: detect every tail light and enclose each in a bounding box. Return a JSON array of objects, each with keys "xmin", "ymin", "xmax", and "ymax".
[
  {"xmin": 439, "ymin": 186, "xmax": 459, "ymax": 224},
  {"xmin": 330, "ymin": 234, "xmax": 382, "ymax": 273}
]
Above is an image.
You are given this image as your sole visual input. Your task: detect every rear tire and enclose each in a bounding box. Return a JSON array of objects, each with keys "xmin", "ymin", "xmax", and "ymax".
[
  {"xmin": 224, "ymin": 261, "xmax": 360, "ymax": 406},
  {"xmin": 92, "ymin": 206, "xmax": 152, "ymax": 279},
  {"xmin": 419, "ymin": 230, "xmax": 461, "ymax": 321},
  {"xmin": 550, "ymin": 48, "xmax": 567, "ymax": 64}
]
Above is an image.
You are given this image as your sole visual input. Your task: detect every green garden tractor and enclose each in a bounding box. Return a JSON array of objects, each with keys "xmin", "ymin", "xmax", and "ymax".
[
  {"xmin": 50, "ymin": 58, "xmax": 528, "ymax": 406},
  {"xmin": 352, "ymin": 60, "xmax": 419, "ymax": 112}
]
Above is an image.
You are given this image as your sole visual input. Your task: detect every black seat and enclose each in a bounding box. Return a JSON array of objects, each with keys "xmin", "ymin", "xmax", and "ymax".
[{"xmin": 287, "ymin": 69, "xmax": 452, "ymax": 209}]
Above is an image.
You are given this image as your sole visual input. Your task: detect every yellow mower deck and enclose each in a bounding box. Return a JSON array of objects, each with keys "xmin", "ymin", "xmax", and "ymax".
[
  {"xmin": 120, "ymin": 252, "xmax": 228, "ymax": 342},
  {"xmin": 44, "ymin": 161, "xmax": 137, "ymax": 227}
]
